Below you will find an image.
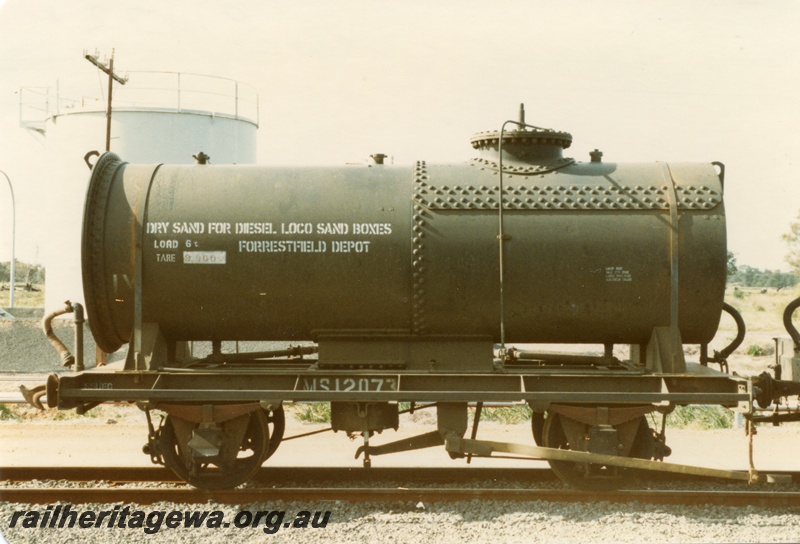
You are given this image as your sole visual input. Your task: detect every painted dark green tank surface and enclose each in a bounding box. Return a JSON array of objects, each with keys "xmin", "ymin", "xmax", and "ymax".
[{"xmin": 83, "ymin": 146, "xmax": 724, "ymax": 352}]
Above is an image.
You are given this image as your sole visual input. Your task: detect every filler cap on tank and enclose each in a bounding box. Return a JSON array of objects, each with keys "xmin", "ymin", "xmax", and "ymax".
[
  {"xmin": 470, "ymin": 104, "xmax": 572, "ymax": 165},
  {"xmin": 193, "ymin": 152, "xmax": 210, "ymax": 164}
]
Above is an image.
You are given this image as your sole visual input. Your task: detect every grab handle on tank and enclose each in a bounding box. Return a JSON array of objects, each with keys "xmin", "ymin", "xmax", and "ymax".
[
  {"xmin": 84, "ymin": 150, "xmax": 100, "ymax": 170},
  {"xmin": 712, "ymin": 161, "xmax": 725, "ymax": 190},
  {"xmin": 702, "ymin": 302, "xmax": 746, "ymax": 367},
  {"xmin": 42, "ymin": 300, "xmax": 85, "ymax": 371},
  {"xmin": 783, "ymin": 297, "xmax": 800, "ymax": 351}
]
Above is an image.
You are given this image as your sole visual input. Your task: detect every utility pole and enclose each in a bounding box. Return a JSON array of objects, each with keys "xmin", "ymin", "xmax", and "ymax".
[
  {"xmin": 1, "ymin": 170, "xmax": 14, "ymax": 308},
  {"xmin": 84, "ymin": 49, "xmax": 128, "ymax": 151}
]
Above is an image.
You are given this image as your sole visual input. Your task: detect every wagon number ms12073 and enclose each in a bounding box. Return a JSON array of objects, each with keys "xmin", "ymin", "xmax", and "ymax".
[{"xmin": 301, "ymin": 376, "xmax": 398, "ymax": 392}]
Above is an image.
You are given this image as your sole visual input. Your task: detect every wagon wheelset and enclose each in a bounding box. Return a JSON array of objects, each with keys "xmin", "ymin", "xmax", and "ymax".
[
  {"xmin": 540, "ymin": 411, "xmax": 653, "ymax": 490},
  {"xmin": 159, "ymin": 408, "xmax": 271, "ymax": 490}
]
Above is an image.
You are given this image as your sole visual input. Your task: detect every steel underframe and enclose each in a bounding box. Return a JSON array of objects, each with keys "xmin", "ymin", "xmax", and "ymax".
[
  {"xmin": 46, "ymin": 363, "xmax": 758, "ymax": 484},
  {"xmin": 49, "ymin": 366, "xmax": 750, "ymax": 407}
]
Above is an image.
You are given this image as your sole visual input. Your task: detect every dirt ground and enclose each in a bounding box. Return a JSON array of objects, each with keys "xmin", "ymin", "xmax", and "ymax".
[{"xmin": 2, "ymin": 402, "xmax": 799, "ymax": 474}]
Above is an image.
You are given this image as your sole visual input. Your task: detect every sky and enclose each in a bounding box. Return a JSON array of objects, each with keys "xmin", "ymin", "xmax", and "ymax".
[{"xmin": 0, "ymin": 0, "xmax": 799, "ymax": 270}]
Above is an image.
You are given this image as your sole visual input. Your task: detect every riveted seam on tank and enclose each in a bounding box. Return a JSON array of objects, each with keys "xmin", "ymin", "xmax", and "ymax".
[
  {"xmin": 411, "ymin": 161, "xmax": 429, "ymax": 335},
  {"xmin": 413, "ymin": 169, "xmax": 721, "ymax": 211}
]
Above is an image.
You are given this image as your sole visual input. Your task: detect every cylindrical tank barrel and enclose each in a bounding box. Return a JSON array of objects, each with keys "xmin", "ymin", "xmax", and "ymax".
[{"xmin": 82, "ymin": 152, "xmax": 726, "ymax": 353}]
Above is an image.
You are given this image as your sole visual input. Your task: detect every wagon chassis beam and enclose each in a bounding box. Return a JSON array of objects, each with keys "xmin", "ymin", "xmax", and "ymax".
[{"xmin": 45, "ymin": 368, "xmax": 750, "ymax": 408}]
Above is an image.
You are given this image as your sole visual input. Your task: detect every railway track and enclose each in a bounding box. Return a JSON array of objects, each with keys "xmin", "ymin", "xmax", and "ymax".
[
  {"xmin": 0, "ymin": 466, "xmax": 557, "ymax": 484},
  {"xmin": 5, "ymin": 487, "xmax": 800, "ymax": 507},
  {"xmin": 2, "ymin": 467, "xmax": 799, "ymax": 507}
]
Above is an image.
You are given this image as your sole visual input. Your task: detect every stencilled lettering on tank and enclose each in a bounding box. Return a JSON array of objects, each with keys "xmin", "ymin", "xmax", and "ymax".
[
  {"xmin": 351, "ymin": 222, "xmax": 392, "ymax": 235},
  {"xmin": 235, "ymin": 222, "xmax": 275, "ymax": 234},
  {"xmin": 146, "ymin": 221, "xmax": 171, "ymax": 234},
  {"xmin": 281, "ymin": 222, "xmax": 313, "ymax": 234},
  {"xmin": 331, "ymin": 240, "xmax": 371, "ymax": 253},
  {"xmin": 605, "ymin": 266, "xmax": 633, "ymax": 282},
  {"xmin": 208, "ymin": 222, "xmax": 231, "ymax": 234},
  {"xmin": 149, "ymin": 217, "xmax": 393, "ymax": 257},
  {"xmin": 238, "ymin": 240, "xmax": 327, "ymax": 253},
  {"xmin": 184, "ymin": 251, "xmax": 227, "ymax": 264},
  {"xmin": 172, "ymin": 222, "xmax": 205, "ymax": 234},
  {"xmin": 153, "ymin": 239, "xmax": 179, "ymax": 249},
  {"xmin": 316, "ymin": 222, "xmax": 349, "ymax": 235}
]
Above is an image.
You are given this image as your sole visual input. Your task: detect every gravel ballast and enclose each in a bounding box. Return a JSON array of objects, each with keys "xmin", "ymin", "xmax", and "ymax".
[{"xmin": 2, "ymin": 498, "xmax": 800, "ymax": 543}]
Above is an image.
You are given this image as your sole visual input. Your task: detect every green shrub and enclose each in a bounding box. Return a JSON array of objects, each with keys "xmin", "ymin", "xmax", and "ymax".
[
  {"xmin": 472, "ymin": 405, "xmax": 532, "ymax": 425},
  {"xmin": 665, "ymin": 405, "xmax": 734, "ymax": 429},
  {"xmin": 0, "ymin": 404, "xmax": 21, "ymax": 421},
  {"xmin": 293, "ymin": 403, "xmax": 331, "ymax": 423},
  {"xmin": 746, "ymin": 344, "xmax": 769, "ymax": 356}
]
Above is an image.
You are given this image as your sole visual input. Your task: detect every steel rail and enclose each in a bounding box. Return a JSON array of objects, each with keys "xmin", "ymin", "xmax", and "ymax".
[
  {"xmin": 0, "ymin": 466, "xmax": 560, "ymax": 485},
  {"xmin": 3, "ymin": 466, "xmax": 795, "ymax": 485},
  {"xmin": 7, "ymin": 465, "xmax": 800, "ymax": 484},
  {"xmin": 0, "ymin": 466, "xmax": 557, "ymax": 484},
  {"xmin": 2, "ymin": 486, "xmax": 799, "ymax": 508}
]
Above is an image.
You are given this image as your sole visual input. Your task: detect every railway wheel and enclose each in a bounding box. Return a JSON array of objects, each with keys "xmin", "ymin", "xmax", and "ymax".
[
  {"xmin": 531, "ymin": 411, "xmax": 545, "ymax": 446},
  {"xmin": 264, "ymin": 405, "xmax": 285, "ymax": 460},
  {"xmin": 160, "ymin": 409, "xmax": 270, "ymax": 490},
  {"xmin": 542, "ymin": 411, "xmax": 651, "ymax": 490}
]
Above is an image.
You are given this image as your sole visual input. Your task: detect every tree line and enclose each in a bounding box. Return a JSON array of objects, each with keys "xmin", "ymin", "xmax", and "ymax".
[
  {"xmin": 728, "ymin": 265, "xmax": 797, "ymax": 289},
  {"xmin": 0, "ymin": 261, "xmax": 45, "ymax": 285}
]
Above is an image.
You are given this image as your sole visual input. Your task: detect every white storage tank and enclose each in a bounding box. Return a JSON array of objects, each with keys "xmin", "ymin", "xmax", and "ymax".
[{"xmin": 38, "ymin": 71, "xmax": 259, "ymax": 315}]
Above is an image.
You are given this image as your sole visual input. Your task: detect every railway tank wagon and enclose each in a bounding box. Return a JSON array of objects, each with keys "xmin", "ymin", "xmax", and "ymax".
[{"xmin": 45, "ymin": 106, "xmax": 790, "ymax": 490}]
